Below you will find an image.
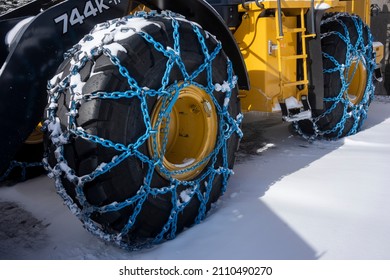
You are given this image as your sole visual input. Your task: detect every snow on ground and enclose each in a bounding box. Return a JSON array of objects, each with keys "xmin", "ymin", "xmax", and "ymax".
[{"xmin": 0, "ymin": 96, "xmax": 390, "ymax": 260}]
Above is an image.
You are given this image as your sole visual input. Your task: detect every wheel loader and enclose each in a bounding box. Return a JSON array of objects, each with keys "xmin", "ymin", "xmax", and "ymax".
[{"xmin": 0, "ymin": 0, "xmax": 384, "ymax": 250}]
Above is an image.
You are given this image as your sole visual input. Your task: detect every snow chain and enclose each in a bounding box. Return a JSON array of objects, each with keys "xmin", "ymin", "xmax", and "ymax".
[
  {"xmin": 44, "ymin": 12, "xmax": 243, "ymax": 250},
  {"xmin": 0, "ymin": 161, "xmax": 43, "ymax": 183},
  {"xmin": 293, "ymin": 13, "xmax": 376, "ymax": 141}
]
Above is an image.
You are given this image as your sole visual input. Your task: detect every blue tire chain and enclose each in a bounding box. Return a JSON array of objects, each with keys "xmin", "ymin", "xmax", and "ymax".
[
  {"xmin": 43, "ymin": 11, "xmax": 243, "ymax": 250},
  {"xmin": 293, "ymin": 13, "xmax": 376, "ymax": 141},
  {"xmin": 0, "ymin": 161, "xmax": 43, "ymax": 183}
]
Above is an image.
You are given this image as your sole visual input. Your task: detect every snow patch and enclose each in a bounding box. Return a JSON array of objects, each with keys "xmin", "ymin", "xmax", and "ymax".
[
  {"xmin": 215, "ymin": 81, "xmax": 231, "ymax": 92},
  {"xmin": 273, "ymin": 102, "xmax": 282, "ymax": 112},
  {"xmin": 256, "ymin": 143, "xmax": 276, "ymax": 154},
  {"xmin": 315, "ymin": 3, "xmax": 331, "ymax": 10},
  {"xmin": 105, "ymin": 42, "xmax": 127, "ymax": 56},
  {"xmin": 70, "ymin": 73, "xmax": 85, "ymax": 102},
  {"xmin": 78, "ymin": 17, "xmax": 160, "ymax": 60},
  {"xmin": 179, "ymin": 188, "xmax": 193, "ymax": 205},
  {"xmin": 224, "ymin": 97, "xmax": 230, "ymax": 107},
  {"xmin": 285, "ymin": 96, "xmax": 302, "ymax": 109}
]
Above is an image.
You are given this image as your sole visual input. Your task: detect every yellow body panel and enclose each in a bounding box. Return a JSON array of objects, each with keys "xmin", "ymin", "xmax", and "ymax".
[
  {"xmin": 234, "ymin": 0, "xmax": 372, "ymax": 113},
  {"xmin": 235, "ymin": 15, "xmax": 298, "ymax": 112}
]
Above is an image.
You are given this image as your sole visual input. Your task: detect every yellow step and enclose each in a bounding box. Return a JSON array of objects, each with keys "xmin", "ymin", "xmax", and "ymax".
[
  {"xmin": 282, "ymin": 80, "xmax": 308, "ymax": 87},
  {"xmin": 302, "ymin": 34, "xmax": 316, "ymax": 39},
  {"xmin": 281, "ymin": 54, "xmax": 307, "ymax": 61},
  {"xmin": 283, "ymin": 27, "xmax": 306, "ymax": 33}
]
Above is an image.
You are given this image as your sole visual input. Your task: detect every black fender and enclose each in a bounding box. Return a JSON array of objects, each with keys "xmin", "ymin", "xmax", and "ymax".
[
  {"xmin": 0, "ymin": 0, "xmax": 248, "ymax": 174},
  {"xmin": 0, "ymin": 0, "xmax": 131, "ymax": 173}
]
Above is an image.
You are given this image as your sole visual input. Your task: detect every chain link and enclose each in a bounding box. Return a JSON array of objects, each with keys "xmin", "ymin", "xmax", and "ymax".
[{"xmin": 0, "ymin": 161, "xmax": 44, "ymax": 183}]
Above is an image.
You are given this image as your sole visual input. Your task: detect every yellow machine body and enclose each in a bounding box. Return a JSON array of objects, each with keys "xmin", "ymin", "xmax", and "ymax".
[{"xmin": 233, "ymin": 0, "xmax": 377, "ymax": 113}]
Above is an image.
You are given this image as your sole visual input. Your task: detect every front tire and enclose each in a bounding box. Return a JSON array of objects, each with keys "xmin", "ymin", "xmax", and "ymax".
[
  {"xmin": 295, "ymin": 13, "xmax": 376, "ymax": 140},
  {"xmin": 44, "ymin": 12, "xmax": 242, "ymax": 249}
]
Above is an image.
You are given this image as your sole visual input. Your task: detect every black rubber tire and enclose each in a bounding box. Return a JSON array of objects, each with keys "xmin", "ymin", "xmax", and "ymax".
[
  {"xmin": 295, "ymin": 13, "xmax": 375, "ymax": 139},
  {"xmin": 45, "ymin": 14, "xmax": 241, "ymax": 247}
]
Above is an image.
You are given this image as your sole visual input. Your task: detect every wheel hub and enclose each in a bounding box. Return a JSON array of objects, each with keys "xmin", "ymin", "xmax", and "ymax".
[
  {"xmin": 148, "ymin": 85, "xmax": 218, "ymax": 181},
  {"xmin": 345, "ymin": 55, "xmax": 367, "ymax": 105}
]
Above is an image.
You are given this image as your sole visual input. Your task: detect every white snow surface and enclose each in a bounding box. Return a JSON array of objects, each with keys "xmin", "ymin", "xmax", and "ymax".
[{"xmin": 1, "ymin": 96, "xmax": 390, "ymax": 260}]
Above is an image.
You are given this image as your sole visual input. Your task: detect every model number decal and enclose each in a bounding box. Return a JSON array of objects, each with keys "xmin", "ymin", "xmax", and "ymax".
[{"xmin": 54, "ymin": 0, "xmax": 121, "ymax": 34}]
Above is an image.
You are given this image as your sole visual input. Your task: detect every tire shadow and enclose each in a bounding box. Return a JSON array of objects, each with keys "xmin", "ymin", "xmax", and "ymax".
[{"xmin": 177, "ymin": 97, "xmax": 390, "ymax": 260}]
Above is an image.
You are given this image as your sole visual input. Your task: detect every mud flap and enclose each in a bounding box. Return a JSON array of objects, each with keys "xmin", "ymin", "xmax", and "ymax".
[{"xmin": 305, "ymin": 8, "xmax": 326, "ymax": 111}]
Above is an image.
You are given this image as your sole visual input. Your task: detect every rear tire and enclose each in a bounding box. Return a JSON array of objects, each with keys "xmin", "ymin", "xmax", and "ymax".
[
  {"xmin": 44, "ymin": 12, "xmax": 242, "ymax": 249},
  {"xmin": 0, "ymin": 126, "xmax": 44, "ymax": 184},
  {"xmin": 295, "ymin": 13, "xmax": 375, "ymax": 139}
]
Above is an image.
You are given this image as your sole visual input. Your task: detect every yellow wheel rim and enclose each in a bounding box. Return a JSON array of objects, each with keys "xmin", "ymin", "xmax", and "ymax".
[
  {"xmin": 345, "ymin": 56, "xmax": 367, "ymax": 105},
  {"xmin": 148, "ymin": 85, "xmax": 218, "ymax": 181}
]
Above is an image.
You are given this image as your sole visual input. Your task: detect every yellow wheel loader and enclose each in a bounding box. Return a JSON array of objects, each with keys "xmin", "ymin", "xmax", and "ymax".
[{"xmin": 0, "ymin": 0, "xmax": 384, "ymax": 249}]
